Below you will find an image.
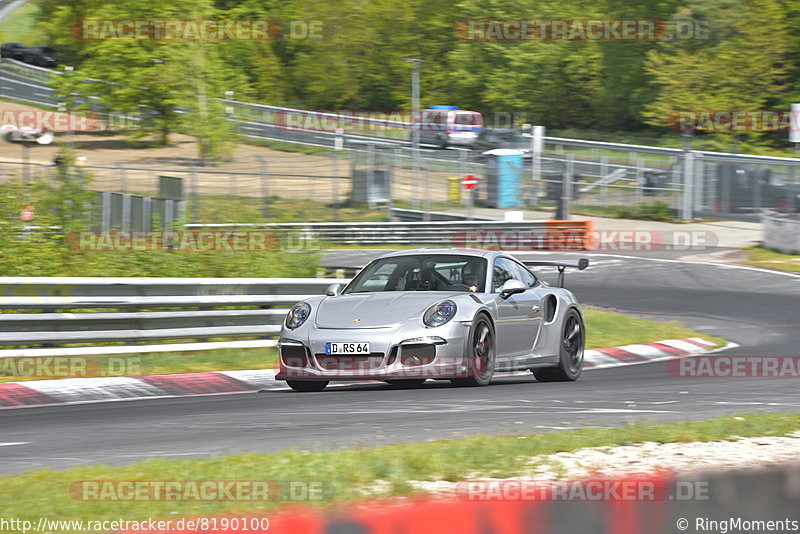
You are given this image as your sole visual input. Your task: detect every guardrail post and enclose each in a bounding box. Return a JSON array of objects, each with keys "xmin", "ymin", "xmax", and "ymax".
[
  {"xmin": 422, "ymin": 159, "xmax": 431, "ymax": 221},
  {"xmin": 367, "ymin": 143, "xmax": 375, "ymax": 209},
  {"xmin": 116, "ymin": 162, "xmax": 127, "ymax": 193},
  {"xmin": 556, "ymin": 153, "xmax": 574, "ymax": 220},
  {"xmin": 122, "ymin": 194, "xmax": 131, "ymax": 231},
  {"xmin": 257, "ymin": 155, "xmax": 269, "ymax": 219},
  {"xmin": 636, "ymin": 158, "xmax": 644, "ymax": 204},
  {"xmin": 330, "ymin": 153, "xmax": 340, "ymax": 221},
  {"xmin": 101, "ymin": 191, "xmax": 112, "ymax": 230},
  {"xmin": 143, "ymin": 197, "xmax": 152, "ymax": 231},
  {"xmin": 681, "ymin": 150, "xmax": 695, "ymax": 220},
  {"xmin": 385, "ymin": 148, "xmax": 393, "ymax": 217},
  {"xmin": 531, "ymin": 125, "xmax": 544, "ymax": 207},
  {"xmin": 694, "ymin": 153, "xmax": 704, "ymax": 214},
  {"xmin": 189, "ymin": 158, "xmax": 199, "ymax": 223}
]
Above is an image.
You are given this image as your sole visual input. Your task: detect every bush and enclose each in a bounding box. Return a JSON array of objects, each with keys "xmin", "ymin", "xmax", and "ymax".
[{"xmin": 0, "ymin": 157, "xmax": 319, "ymax": 278}]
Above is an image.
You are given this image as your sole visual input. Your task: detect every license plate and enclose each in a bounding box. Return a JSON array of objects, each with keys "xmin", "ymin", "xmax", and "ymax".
[{"xmin": 325, "ymin": 342, "xmax": 370, "ymax": 355}]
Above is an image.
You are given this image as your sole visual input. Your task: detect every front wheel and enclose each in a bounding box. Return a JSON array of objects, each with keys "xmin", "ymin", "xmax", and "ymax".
[
  {"xmin": 532, "ymin": 308, "xmax": 584, "ymax": 382},
  {"xmin": 451, "ymin": 315, "xmax": 495, "ymax": 387},
  {"xmin": 286, "ymin": 380, "xmax": 329, "ymax": 392}
]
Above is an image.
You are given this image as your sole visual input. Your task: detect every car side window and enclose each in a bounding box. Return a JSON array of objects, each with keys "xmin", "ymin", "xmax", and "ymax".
[
  {"xmin": 510, "ymin": 261, "xmax": 537, "ymax": 287},
  {"xmin": 492, "ymin": 258, "xmax": 516, "ymax": 292}
]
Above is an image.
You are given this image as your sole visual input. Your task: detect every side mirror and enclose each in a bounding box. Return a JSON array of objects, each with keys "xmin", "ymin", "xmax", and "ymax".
[
  {"xmin": 324, "ymin": 283, "xmax": 342, "ymax": 296},
  {"xmin": 499, "ymin": 279, "xmax": 527, "ymax": 299}
]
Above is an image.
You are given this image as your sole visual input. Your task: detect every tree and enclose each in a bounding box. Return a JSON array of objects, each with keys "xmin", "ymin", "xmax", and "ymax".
[
  {"xmin": 48, "ymin": 0, "xmax": 243, "ymax": 159},
  {"xmin": 643, "ymin": 0, "xmax": 792, "ymax": 135}
]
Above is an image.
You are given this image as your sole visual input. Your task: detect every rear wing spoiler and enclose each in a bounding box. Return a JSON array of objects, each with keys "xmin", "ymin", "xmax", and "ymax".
[{"xmin": 522, "ymin": 258, "xmax": 589, "ymax": 287}]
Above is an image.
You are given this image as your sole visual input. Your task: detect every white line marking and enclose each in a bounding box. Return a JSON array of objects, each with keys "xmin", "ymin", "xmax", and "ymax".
[
  {"xmin": 516, "ymin": 251, "xmax": 800, "ymax": 279},
  {"xmin": 0, "ymin": 442, "xmax": 29, "ymax": 447}
]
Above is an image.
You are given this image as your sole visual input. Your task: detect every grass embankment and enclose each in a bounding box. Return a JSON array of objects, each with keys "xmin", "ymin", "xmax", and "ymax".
[
  {"xmin": 0, "ymin": 411, "xmax": 797, "ymax": 529},
  {"xmin": 1, "ymin": 307, "xmax": 724, "ymax": 382},
  {"xmin": 739, "ymin": 246, "xmax": 800, "ymax": 273}
]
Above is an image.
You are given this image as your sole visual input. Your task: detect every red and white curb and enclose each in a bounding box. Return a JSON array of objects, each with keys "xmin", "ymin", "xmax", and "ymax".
[
  {"xmin": 582, "ymin": 337, "xmax": 721, "ymax": 370},
  {"xmin": 0, "ymin": 338, "xmax": 721, "ymax": 409}
]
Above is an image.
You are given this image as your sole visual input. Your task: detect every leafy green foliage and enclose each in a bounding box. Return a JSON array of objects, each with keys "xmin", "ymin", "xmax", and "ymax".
[
  {"xmin": 27, "ymin": 0, "xmax": 800, "ymax": 146},
  {"xmin": 0, "ymin": 168, "xmax": 318, "ymax": 277},
  {"xmin": 573, "ymin": 201, "xmax": 676, "ymax": 221}
]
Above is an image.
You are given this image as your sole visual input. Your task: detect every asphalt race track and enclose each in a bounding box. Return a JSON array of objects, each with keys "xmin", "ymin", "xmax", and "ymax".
[{"xmin": 0, "ymin": 253, "xmax": 798, "ymax": 475}]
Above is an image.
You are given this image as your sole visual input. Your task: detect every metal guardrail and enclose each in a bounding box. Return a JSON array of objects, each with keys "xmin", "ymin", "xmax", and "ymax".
[
  {"xmin": 0, "ymin": 277, "xmax": 348, "ymax": 349},
  {"xmin": 186, "ymin": 219, "xmax": 595, "ymax": 246},
  {"xmin": 0, "ymin": 221, "xmax": 596, "ymax": 348}
]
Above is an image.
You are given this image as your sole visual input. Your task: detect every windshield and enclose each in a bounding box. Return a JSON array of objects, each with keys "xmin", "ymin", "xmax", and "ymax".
[{"xmin": 343, "ymin": 254, "xmax": 487, "ymax": 294}]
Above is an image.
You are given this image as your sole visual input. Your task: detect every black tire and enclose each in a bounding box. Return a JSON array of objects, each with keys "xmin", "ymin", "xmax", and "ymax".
[
  {"xmin": 286, "ymin": 380, "xmax": 329, "ymax": 392},
  {"xmin": 451, "ymin": 315, "xmax": 495, "ymax": 387},
  {"xmin": 385, "ymin": 379, "xmax": 427, "ymax": 388},
  {"xmin": 532, "ymin": 308, "xmax": 584, "ymax": 382}
]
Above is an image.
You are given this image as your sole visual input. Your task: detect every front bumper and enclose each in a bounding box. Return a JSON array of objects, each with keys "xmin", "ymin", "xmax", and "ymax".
[
  {"xmin": 447, "ymin": 132, "xmax": 479, "ymax": 146},
  {"xmin": 275, "ymin": 321, "xmax": 472, "ymax": 380}
]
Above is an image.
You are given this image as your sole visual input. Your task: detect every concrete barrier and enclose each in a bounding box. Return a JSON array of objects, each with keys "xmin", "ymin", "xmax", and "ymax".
[{"xmin": 762, "ymin": 211, "xmax": 800, "ymax": 254}]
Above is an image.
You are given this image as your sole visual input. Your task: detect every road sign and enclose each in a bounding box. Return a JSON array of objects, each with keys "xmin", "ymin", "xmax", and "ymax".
[
  {"xmin": 462, "ymin": 174, "xmax": 479, "ymax": 190},
  {"xmin": 19, "ymin": 205, "xmax": 35, "ymax": 221}
]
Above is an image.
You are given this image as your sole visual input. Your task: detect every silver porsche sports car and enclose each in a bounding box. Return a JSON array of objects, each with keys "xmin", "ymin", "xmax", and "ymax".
[{"xmin": 276, "ymin": 249, "xmax": 588, "ymax": 391}]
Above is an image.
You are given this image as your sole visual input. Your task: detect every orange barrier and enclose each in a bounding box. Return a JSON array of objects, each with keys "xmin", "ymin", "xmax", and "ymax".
[{"xmin": 545, "ymin": 220, "xmax": 594, "ymax": 250}]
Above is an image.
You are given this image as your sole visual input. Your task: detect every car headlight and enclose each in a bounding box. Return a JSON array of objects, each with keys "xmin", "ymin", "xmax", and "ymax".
[
  {"xmin": 285, "ymin": 302, "xmax": 311, "ymax": 329},
  {"xmin": 423, "ymin": 300, "xmax": 457, "ymax": 328}
]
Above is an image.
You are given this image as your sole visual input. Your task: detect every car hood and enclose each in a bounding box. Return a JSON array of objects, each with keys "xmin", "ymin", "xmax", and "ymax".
[{"xmin": 314, "ymin": 292, "xmax": 456, "ymax": 328}]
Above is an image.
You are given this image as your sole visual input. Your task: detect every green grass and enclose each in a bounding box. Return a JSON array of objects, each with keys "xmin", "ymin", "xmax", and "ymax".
[
  {"xmin": 192, "ymin": 195, "xmax": 389, "ymax": 224},
  {"xmin": 0, "ymin": 411, "xmax": 797, "ymax": 531},
  {"xmin": 581, "ymin": 306, "xmax": 724, "ymax": 349},
  {"xmin": 242, "ymin": 137, "xmax": 335, "ymax": 155},
  {"xmin": 571, "ymin": 202, "xmax": 676, "ymax": 222},
  {"xmin": 0, "ymin": 347, "xmax": 279, "ymax": 383},
  {"xmin": 739, "ymin": 246, "xmax": 800, "ymax": 273},
  {"xmin": 0, "ymin": 308, "xmax": 723, "ymax": 383}
]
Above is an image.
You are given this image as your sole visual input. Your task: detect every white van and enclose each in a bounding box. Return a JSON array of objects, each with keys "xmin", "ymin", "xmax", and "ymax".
[{"xmin": 416, "ymin": 106, "xmax": 484, "ymax": 149}]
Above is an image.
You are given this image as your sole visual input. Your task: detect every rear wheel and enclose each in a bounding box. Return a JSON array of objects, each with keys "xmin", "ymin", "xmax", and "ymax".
[
  {"xmin": 385, "ymin": 379, "xmax": 427, "ymax": 388},
  {"xmin": 532, "ymin": 308, "xmax": 584, "ymax": 382},
  {"xmin": 286, "ymin": 380, "xmax": 329, "ymax": 392},
  {"xmin": 451, "ymin": 315, "xmax": 495, "ymax": 387}
]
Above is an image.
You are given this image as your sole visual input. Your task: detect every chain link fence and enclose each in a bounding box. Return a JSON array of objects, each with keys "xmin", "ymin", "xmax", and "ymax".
[{"xmin": 1, "ymin": 142, "xmax": 798, "ymax": 226}]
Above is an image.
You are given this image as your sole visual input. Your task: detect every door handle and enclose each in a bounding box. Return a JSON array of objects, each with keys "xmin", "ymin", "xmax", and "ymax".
[{"xmin": 532, "ymin": 305, "xmax": 540, "ymax": 312}]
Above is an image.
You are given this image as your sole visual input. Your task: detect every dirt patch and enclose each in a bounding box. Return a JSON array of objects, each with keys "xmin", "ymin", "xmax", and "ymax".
[{"xmin": 0, "ymin": 100, "xmax": 455, "ymax": 202}]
